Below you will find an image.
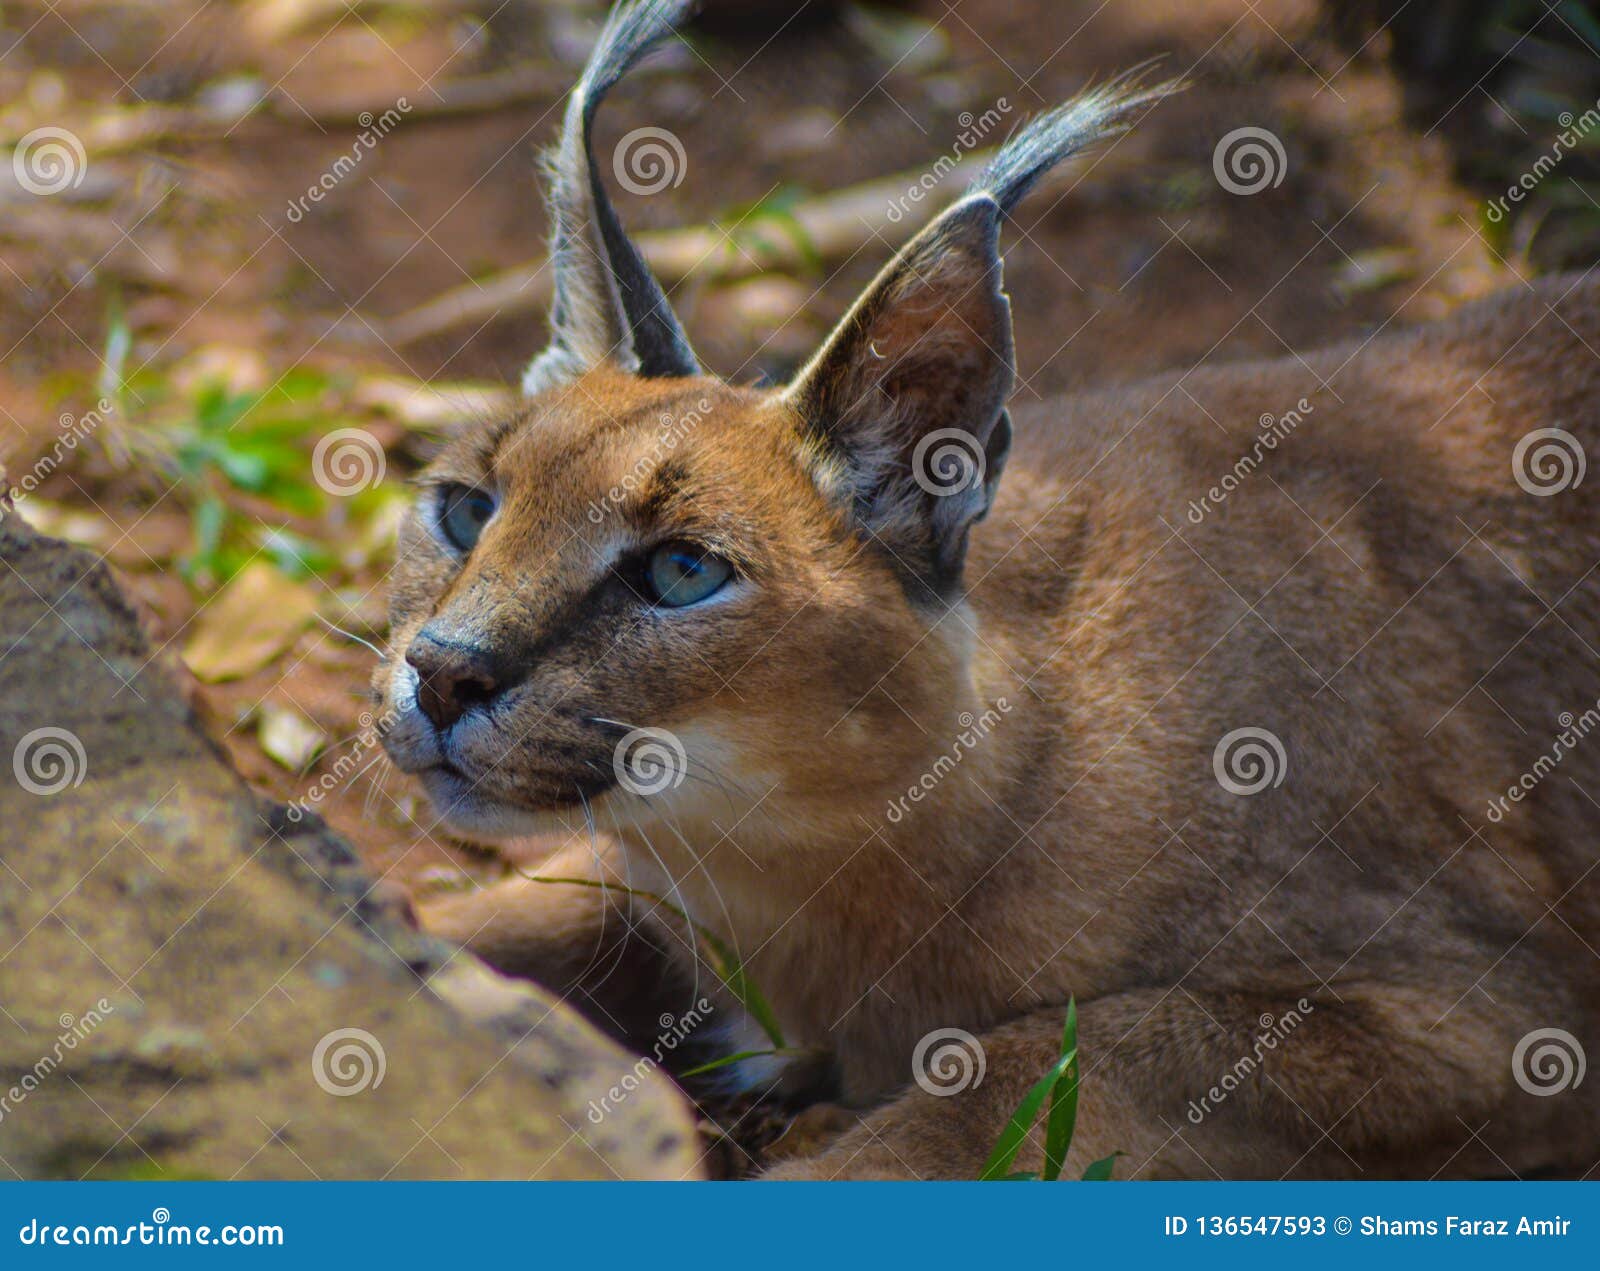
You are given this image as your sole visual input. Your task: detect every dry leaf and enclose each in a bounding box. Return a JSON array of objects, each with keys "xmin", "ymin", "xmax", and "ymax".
[
  {"xmin": 182, "ymin": 562, "xmax": 318, "ymax": 682},
  {"xmin": 257, "ymin": 702, "xmax": 326, "ymax": 770}
]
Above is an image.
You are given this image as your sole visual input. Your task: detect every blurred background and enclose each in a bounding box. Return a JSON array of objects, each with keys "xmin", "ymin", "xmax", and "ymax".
[{"xmin": 3, "ymin": 0, "xmax": 1599, "ymax": 892}]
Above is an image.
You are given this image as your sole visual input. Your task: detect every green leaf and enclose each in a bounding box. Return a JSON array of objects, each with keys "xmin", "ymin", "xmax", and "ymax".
[
  {"xmin": 192, "ymin": 495, "xmax": 226, "ymax": 562},
  {"xmin": 268, "ymin": 367, "xmax": 336, "ymax": 404},
  {"xmin": 1081, "ymin": 1152, "xmax": 1122, "ymax": 1181},
  {"xmin": 99, "ymin": 305, "xmax": 131, "ymax": 405},
  {"xmin": 696, "ymin": 925, "xmax": 786, "ymax": 1050},
  {"xmin": 516, "ymin": 871, "xmax": 786, "ymax": 1049},
  {"xmin": 1041, "ymin": 997, "xmax": 1080, "ymax": 1181},
  {"xmin": 677, "ymin": 1049, "xmax": 786, "ymax": 1079},
  {"xmin": 214, "ymin": 448, "xmax": 271, "ymax": 491},
  {"xmin": 978, "ymin": 1044, "xmax": 1077, "ymax": 1181}
]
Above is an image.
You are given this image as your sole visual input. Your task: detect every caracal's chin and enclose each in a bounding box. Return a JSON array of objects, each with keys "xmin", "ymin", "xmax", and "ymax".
[{"xmin": 412, "ymin": 765, "xmax": 589, "ymax": 843}]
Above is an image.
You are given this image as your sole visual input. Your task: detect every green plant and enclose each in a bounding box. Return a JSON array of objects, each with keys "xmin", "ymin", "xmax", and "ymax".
[
  {"xmin": 980, "ymin": 999, "xmax": 1121, "ymax": 1181},
  {"xmin": 97, "ymin": 323, "xmax": 396, "ymax": 590}
]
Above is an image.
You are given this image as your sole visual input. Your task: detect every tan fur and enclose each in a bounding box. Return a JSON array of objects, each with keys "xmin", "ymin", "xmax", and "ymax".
[{"xmin": 379, "ymin": 271, "xmax": 1600, "ymax": 1179}]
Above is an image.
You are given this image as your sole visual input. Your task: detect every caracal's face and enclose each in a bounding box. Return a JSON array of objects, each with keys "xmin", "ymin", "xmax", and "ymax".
[{"xmin": 375, "ymin": 366, "xmax": 941, "ymax": 843}]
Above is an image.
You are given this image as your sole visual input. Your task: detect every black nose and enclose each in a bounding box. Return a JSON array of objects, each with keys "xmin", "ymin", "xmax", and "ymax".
[{"xmin": 405, "ymin": 629, "xmax": 503, "ymax": 729}]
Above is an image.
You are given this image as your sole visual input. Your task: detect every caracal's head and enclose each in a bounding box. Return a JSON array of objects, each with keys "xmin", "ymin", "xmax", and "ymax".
[{"xmin": 376, "ymin": 0, "xmax": 1172, "ymax": 843}]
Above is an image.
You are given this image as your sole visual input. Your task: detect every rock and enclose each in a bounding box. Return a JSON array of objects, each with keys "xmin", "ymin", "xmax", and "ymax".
[{"xmin": 0, "ymin": 517, "xmax": 700, "ymax": 1179}]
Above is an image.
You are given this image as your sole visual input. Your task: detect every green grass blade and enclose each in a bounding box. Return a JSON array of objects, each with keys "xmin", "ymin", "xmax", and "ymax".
[
  {"xmin": 695, "ymin": 926, "xmax": 786, "ymax": 1049},
  {"xmin": 518, "ymin": 870, "xmax": 786, "ymax": 1048},
  {"xmin": 1041, "ymin": 998, "xmax": 1080, "ymax": 1181},
  {"xmin": 1081, "ymin": 1152, "xmax": 1122, "ymax": 1181},
  {"xmin": 677, "ymin": 1049, "xmax": 786, "ymax": 1079},
  {"xmin": 978, "ymin": 1046, "xmax": 1077, "ymax": 1181}
]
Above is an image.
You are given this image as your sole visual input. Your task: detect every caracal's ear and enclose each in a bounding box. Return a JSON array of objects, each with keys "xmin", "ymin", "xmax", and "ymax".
[
  {"xmin": 782, "ymin": 73, "xmax": 1179, "ymax": 597},
  {"xmin": 522, "ymin": 0, "xmax": 701, "ymax": 395}
]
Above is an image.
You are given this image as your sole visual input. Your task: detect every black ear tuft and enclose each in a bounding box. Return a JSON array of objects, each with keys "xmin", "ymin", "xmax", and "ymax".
[
  {"xmin": 524, "ymin": 0, "xmax": 702, "ymax": 394},
  {"xmin": 784, "ymin": 72, "xmax": 1178, "ymax": 598},
  {"xmin": 974, "ymin": 68, "xmax": 1180, "ymax": 215}
]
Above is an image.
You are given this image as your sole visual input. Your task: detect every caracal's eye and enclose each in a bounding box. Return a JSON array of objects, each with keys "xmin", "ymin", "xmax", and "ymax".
[
  {"xmin": 646, "ymin": 542, "xmax": 732, "ymax": 607},
  {"xmin": 438, "ymin": 484, "xmax": 496, "ymax": 553}
]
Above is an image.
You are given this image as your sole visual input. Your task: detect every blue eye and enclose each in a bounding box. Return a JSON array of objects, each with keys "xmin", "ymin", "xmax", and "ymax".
[
  {"xmin": 438, "ymin": 484, "xmax": 495, "ymax": 552},
  {"xmin": 646, "ymin": 542, "xmax": 732, "ymax": 607}
]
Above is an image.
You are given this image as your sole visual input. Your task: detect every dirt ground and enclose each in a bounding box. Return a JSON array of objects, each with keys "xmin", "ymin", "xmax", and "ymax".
[{"xmin": 0, "ymin": 0, "xmax": 1522, "ymax": 898}]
